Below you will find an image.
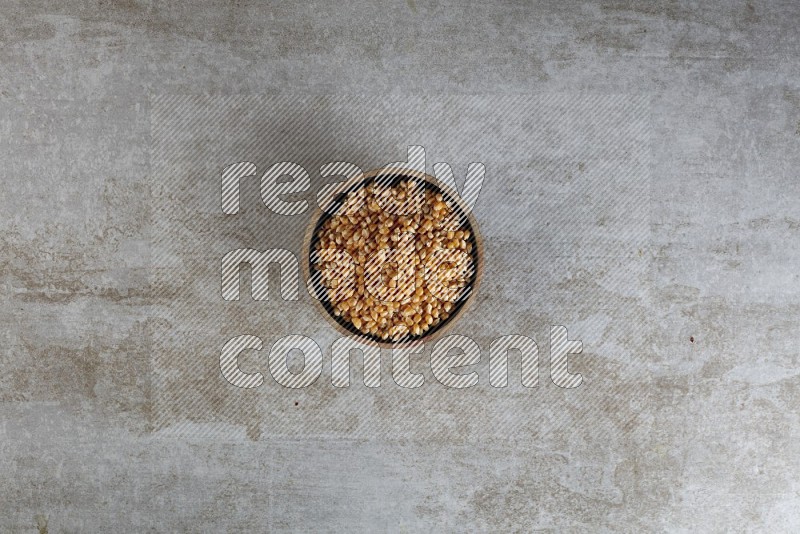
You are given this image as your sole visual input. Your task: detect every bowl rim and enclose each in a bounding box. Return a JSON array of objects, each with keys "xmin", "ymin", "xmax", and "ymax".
[{"xmin": 302, "ymin": 166, "xmax": 485, "ymax": 349}]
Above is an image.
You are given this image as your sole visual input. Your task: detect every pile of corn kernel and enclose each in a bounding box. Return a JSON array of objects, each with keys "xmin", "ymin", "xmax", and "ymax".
[{"xmin": 313, "ymin": 178, "xmax": 475, "ymax": 341}]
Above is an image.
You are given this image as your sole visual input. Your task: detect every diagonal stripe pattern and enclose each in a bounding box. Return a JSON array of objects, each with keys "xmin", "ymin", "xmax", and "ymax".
[{"xmin": 150, "ymin": 94, "xmax": 651, "ymax": 441}]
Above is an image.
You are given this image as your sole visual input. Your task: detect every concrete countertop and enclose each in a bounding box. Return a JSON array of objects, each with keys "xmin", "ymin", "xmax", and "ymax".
[{"xmin": 1, "ymin": 1, "xmax": 799, "ymax": 531}]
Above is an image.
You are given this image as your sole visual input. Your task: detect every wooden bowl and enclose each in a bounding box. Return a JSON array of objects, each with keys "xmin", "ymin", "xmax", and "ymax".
[{"xmin": 303, "ymin": 167, "xmax": 484, "ymax": 349}]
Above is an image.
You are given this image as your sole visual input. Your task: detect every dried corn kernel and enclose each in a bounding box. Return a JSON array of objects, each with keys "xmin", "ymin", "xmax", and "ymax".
[{"xmin": 314, "ymin": 179, "xmax": 474, "ymax": 342}]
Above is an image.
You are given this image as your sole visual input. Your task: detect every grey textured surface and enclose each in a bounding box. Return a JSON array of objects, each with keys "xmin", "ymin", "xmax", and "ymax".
[{"xmin": 1, "ymin": 1, "xmax": 799, "ymax": 532}]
